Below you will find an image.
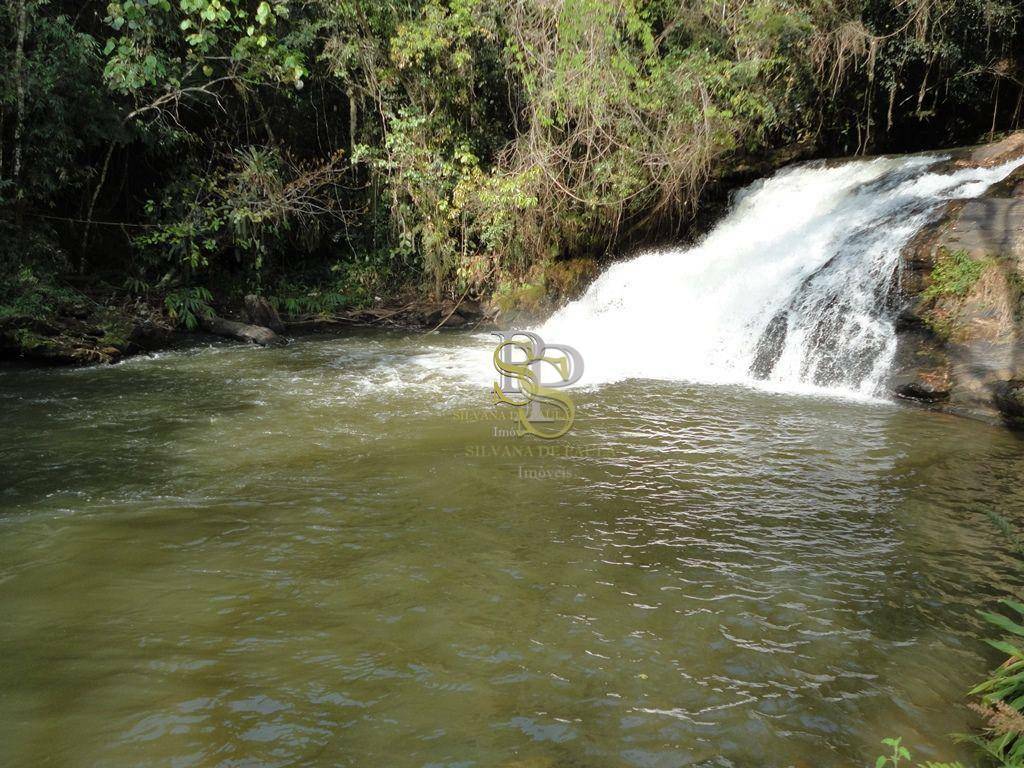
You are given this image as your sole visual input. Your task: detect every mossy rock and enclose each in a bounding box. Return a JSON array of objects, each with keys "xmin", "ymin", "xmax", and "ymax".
[{"xmin": 922, "ymin": 248, "xmax": 988, "ymax": 301}]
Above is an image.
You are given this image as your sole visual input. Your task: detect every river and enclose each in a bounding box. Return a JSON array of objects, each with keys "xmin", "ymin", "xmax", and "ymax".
[{"xmin": 2, "ymin": 331, "xmax": 1023, "ymax": 767}]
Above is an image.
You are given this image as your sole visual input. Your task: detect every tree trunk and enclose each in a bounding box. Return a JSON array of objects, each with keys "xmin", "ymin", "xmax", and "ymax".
[
  {"xmin": 81, "ymin": 140, "xmax": 116, "ymax": 258},
  {"xmin": 200, "ymin": 315, "xmax": 282, "ymax": 346},
  {"xmin": 348, "ymin": 88, "xmax": 358, "ymax": 149},
  {"xmin": 12, "ymin": 0, "xmax": 27, "ymax": 228}
]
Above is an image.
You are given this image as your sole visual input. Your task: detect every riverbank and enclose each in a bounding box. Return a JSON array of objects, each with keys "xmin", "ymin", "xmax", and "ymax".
[
  {"xmin": 7, "ymin": 131, "xmax": 1024, "ymax": 438},
  {"xmin": 0, "ymin": 255, "xmax": 596, "ymax": 366},
  {"xmin": 0, "ymin": 281, "xmax": 501, "ymax": 366}
]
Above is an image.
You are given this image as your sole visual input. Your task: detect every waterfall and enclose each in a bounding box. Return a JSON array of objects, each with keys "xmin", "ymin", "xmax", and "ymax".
[{"xmin": 539, "ymin": 154, "xmax": 1024, "ymax": 399}]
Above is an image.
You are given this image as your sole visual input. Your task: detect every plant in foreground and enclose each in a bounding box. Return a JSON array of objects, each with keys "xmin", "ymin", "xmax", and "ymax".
[
  {"xmin": 874, "ymin": 511, "xmax": 1024, "ymax": 768},
  {"xmin": 874, "ymin": 736, "xmax": 963, "ymax": 768}
]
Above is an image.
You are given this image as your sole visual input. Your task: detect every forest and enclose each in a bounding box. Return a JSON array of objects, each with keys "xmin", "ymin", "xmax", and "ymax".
[{"xmin": 1, "ymin": 0, "xmax": 1022, "ymax": 345}]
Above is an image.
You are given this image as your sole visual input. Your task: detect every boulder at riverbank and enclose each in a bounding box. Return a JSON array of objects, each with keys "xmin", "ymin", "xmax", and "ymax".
[{"xmin": 891, "ymin": 133, "xmax": 1024, "ymax": 428}]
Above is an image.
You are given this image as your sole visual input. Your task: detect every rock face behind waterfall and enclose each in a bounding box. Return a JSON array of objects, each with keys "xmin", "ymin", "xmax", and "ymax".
[
  {"xmin": 541, "ymin": 140, "xmax": 1024, "ymax": 412},
  {"xmin": 892, "ymin": 133, "xmax": 1024, "ymax": 428}
]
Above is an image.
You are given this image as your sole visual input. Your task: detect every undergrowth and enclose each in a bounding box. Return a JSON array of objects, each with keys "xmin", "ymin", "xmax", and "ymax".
[{"xmin": 924, "ymin": 249, "xmax": 989, "ymax": 301}]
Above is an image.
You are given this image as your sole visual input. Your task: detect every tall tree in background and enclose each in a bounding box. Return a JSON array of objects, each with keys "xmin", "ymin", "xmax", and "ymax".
[
  {"xmin": 11, "ymin": 0, "xmax": 26, "ymax": 229},
  {"xmin": 0, "ymin": 0, "xmax": 1020, "ymax": 308}
]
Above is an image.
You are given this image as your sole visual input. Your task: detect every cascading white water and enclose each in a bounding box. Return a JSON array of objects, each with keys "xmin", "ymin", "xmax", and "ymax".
[{"xmin": 539, "ymin": 154, "xmax": 1024, "ymax": 399}]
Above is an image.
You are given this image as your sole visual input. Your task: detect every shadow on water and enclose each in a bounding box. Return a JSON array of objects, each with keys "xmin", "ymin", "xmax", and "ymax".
[{"xmin": 0, "ymin": 347, "xmax": 261, "ymax": 511}]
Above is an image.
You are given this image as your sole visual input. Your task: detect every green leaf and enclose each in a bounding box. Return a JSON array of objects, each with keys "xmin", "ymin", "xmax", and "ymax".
[
  {"xmin": 986, "ymin": 639, "xmax": 1024, "ymax": 659},
  {"xmin": 982, "ymin": 611, "xmax": 1024, "ymax": 637}
]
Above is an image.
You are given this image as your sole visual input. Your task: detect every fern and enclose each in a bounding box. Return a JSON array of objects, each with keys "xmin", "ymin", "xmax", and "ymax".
[{"xmin": 164, "ymin": 287, "xmax": 213, "ymax": 330}]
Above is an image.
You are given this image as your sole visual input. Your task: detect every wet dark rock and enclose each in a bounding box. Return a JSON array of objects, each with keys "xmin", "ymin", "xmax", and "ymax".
[
  {"xmin": 129, "ymin": 317, "xmax": 174, "ymax": 350},
  {"xmin": 424, "ymin": 306, "xmax": 470, "ymax": 328},
  {"xmin": 749, "ymin": 311, "xmax": 788, "ymax": 379},
  {"xmin": 893, "ymin": 361, "xmax": 952, "ymax": 401},
  {"xmin": 895, "ymin": 381, "xmax": 951, "ymax": 402},
  {"xmin": 994, "ymin": 380, "xmax": 1024, "ymax": 425},
  {"xmin": 890, "ymin": 131, "xmax": 1024, "ymax": 428},
  {"xmin": 421, "ymin": 299, "xmax": 488, "ymax": 329},
  {"xmin": 890, "ymin": 327, "xmax": 951, "ymax": 402},
  {"xmin": 244, "ymin": 294, "xmax": 286, "ymax": 334}
]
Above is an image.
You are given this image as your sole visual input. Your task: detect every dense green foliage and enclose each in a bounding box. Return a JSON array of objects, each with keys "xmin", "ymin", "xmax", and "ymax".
[
  {"xmin": 1, "ymin": 0, "xmax": 1022, "ymax": 315},
  {"xmin": 968, "ymin": 599, "xmax": 1024, "ymax": 767}
]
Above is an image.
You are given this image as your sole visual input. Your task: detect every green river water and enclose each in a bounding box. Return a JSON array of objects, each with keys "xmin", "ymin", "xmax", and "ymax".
[{"xmin": 2, "ymin": 330, "xmax": 1024, "ymax": 768}]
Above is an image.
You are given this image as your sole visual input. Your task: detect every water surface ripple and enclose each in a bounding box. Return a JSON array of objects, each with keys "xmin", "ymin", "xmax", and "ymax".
[{"xmin": 1, "ymin": 332, "xmax": 1023, "ymax": 767}]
